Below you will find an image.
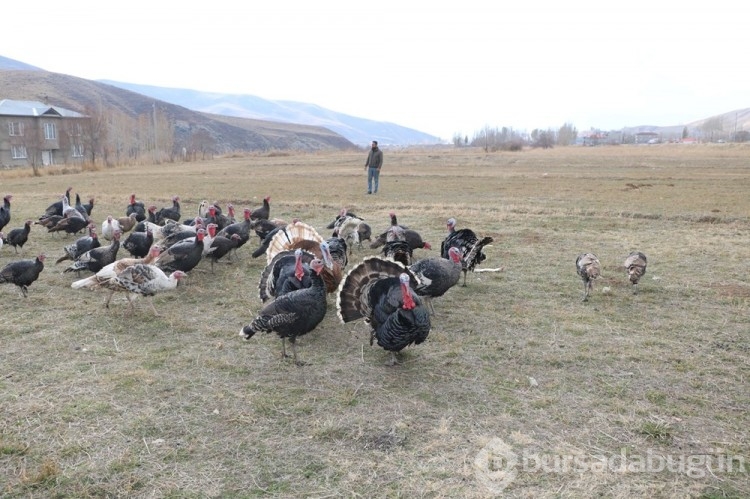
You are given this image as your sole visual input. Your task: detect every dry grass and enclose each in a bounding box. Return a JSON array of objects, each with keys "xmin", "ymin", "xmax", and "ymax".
[{"xmin": 0, "ymin": 144, "xmax": 748, "ymax": 498}]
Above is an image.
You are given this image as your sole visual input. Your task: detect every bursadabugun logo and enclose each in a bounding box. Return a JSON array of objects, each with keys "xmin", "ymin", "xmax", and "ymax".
[{"xmin": 474, "ymin": 437, "xmax": 519, "ymax": 494}]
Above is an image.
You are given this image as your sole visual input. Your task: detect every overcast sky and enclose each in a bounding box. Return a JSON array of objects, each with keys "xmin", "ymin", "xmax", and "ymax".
[{"xmin": 5, "ymin": 1, "xmax": 747, "ymax": 141}]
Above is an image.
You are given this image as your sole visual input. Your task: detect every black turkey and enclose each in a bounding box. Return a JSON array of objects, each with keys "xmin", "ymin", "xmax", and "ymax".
[
  {"xmin": 122, "ymin": 228, "xmax": 154, "ymax": 258},
  {"xmin": 64, "ymin": 231, "xmax": 121, "ymax": 276},
  {"xmin": 206, "ymin": 233, "xmax": 242, "ymax": 272},
  {"xmin": 337, "ymin": 257, "xmax": 431, "ymax": 366},
  {"xmin": 409, "ymin": 246, "xmax": 462, "ymax": 314},
  {"xmin": 154, "ymin": 228, "xmax": 205, "ymax": 273},
  {"xmin": 40, "ymin": 187, "xmax": 71, "ymax": 218},
  {"xmin": 240, "ymin": 258, "xmax": 327, "ymax": 365},
  {"xmin": 0, "ymin": 194, "xmax": 13, "ymax": 233},
  {"xmin": 126, "ymin": 193, "xmax": 147, "ymax": 222},
  {"xmin": 380, "ymin": 226, "xmax": 413, "ymax": 266},
  {"xmin": 250, "ymin": 195, "xmax": 271, "ymax": 220},
  {"xmin": 4, "ymin": 219, "xmax": 32, "ymax": 254},
  {"xmin": 47, "ymin": 213, "xmax": 90, "ymax": 236},
  {"xmin": 440, "ymin": 218, "xmax": 493, "ymax": 286},
  {"xmin": 154, "ymin": 196, "xmax": 182, "ymax": 225},
  {"xmin": 0, "ymin": 254, "xmax": 45, "ymax": 297},
  {"xmin": 258, "ymin": 248, "xmax": 315, "ymax": 303},
  {"xmin": 624, "ymin": 251, "xmax": 648, "ymax": 294},
  {"xmin": 55, "ymin": 225, "xmax": 100, "ymax": 264},
  {"xmin": 575, "ymin": 252, "xmax": 601, "ymax": 302}
]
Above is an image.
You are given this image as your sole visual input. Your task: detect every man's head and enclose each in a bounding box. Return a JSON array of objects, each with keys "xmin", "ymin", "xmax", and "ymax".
[{"xmin": 371, "ymin": 140, "xmax": 378, "ymax": 149}]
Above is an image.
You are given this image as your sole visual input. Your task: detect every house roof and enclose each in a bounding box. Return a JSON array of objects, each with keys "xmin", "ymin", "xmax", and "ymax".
[{"xmin": 0, "ymin": 99, "xmax": 86, "ymax": 118}]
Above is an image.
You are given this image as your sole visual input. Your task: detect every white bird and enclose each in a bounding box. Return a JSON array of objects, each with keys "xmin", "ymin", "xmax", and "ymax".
[{"xmin": 101, "ymin": 215, "xmax": 122, "ymax": 241}]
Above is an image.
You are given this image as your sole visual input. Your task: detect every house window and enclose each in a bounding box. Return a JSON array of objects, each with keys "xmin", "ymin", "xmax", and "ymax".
[
  {"xmin": 70, "ymin": 123, "xmax": 82, "ymax": 136},
  {"xmin": 11, "ymin": 145, "xmax": 27, "ymax": 159},
  {"xmin": 44, "ymin": 122, "xmax": 57, "ymax": 140},
  {"xmin": 8, "ymin": 122, "xmax": 23, "ymax": 136},
  {"xmin": 72, "ymin": 144, "xmax": 84, "ymax": 157}
]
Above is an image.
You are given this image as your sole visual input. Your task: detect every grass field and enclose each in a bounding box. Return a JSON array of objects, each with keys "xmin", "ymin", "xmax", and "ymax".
[{"xmin": 1, "ymin": 144, "xmax": 748, "ymax": 498}]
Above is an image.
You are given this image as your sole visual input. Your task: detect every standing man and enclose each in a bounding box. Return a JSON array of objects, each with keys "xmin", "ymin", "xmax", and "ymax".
[{"xmin": 364, "ymin": 140, "xmax": 383, "ymax": 194}]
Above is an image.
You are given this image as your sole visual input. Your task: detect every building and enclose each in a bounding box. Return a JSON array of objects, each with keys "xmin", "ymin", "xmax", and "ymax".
[{"xmin": 0, "ymin": 99, "xmax": 89, "ymax": 167}]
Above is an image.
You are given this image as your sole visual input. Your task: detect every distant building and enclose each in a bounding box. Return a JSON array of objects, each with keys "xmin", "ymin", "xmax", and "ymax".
[
  {"xmin": 634, "ymin": 131, "xmax": 659, "ymax": 144},
  {"xmin": 0, "ymin": 99, "xmax": 88, "ymax": 167}
]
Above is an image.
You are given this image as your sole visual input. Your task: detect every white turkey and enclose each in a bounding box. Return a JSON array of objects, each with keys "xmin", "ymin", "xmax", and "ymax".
[
  {"xmin": 576, "ymin": 252, "xmax": 601, "ymax": 302},
  {"xmin": 409, "ymin": 246, "xmax": 462, "ymax": 315},
  {"xmin": 101, "ymin": 215, "xmax": 122, "ymax": 241},
  {"xmin": 71, "ymin": 246, "xmax": 162, "ymax": 305},
  {"xmin": 440, "ymin": 218, "xmax": 494, "ymax": 286},
  {"xmin": 624, "ymin": 251, "xmax": 648, "ymax": 294},
  {"xmin": 240, "ymin": 258, "xmax": 327, "ymax": 365},
  {"xmin": 106, "ymin": 264, "xmax": 187, "ymax": 315},
  {"xmin": 331, "ymin": 211, "xmax": 372, "ymax": 253},
  {"xmin": 337, "ymin": 257, "xmax": 431, "ymax": 366}
]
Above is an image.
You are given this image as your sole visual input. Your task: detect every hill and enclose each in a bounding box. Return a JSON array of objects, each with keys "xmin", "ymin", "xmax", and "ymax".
[
  {"xmin": 0, "ymin": 69, "xmax": 355, "ymax": 153},
  {"xmin": 98, "ymin": 80, "xmax": 442, "ymax": 146}
]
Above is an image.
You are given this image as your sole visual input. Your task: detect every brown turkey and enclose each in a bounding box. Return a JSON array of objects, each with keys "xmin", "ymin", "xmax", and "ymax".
[
  {"xmin": 575, "ymin": 252, "xmax": 601, "ymax": 302},
  {"xmin": 624, "ymin": 251, "xmax": 647, "ymax": 294}
]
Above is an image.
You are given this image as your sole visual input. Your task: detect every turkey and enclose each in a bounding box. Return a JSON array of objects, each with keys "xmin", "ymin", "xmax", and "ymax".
[
  {"xmin": 101, "ymin": 215, "xmax": 122, "ymax": 241},
  {"xmin": 126, "ymin": 193, "xmax": 147, "ymax": 222},
  {"xmin": 212, "ymin": 203, "xmax": 235, "ymax": 231},
  {"xmin": 216, "ymin": 207, "xmax": 253, "ymax": 256},
  {"xmin": 576, "ymin": 252, "xmax": 601, "ymax": 302},
  {"xmin": 380, "ymin": 226, "xmax": 413, "ymax": 267},
  {"xmin": 440, "ymin": 218, "xmax": 494, "ymax": 286},
  {"xmin": 154, "ymin": 228, "xmax": 206, "ymax": 273},
  {"xmin": 80, "ymin": 196, "xmax": 95, "ymax": 217},
  {"xmin": 331, "ymin": 212, "xmax": 371, "ymax": 253},
  {"xmin": 46, "ymin": 212, "xmax": 90, "ymax": 236},
  {"xmin": 122, "ymin": 227, "xmax": 154, "ymax": 258},
  {"xmin": 0, "ymin": 194, "xmax": 13, "ymax": 233},
  {"xmin": 61, "ymin": 193, "xmax": 85, "ymax": 221},
  {"xmin": 73, "ymin": 193, "xmax": 91, "ymax": 219},
  {"xmin": 115, "ymin": 212, "xmax": 139, "ymax": 234},
  {"xmin": 326, "ymin": 208, "xmax": 361, "ymax": 229},
  {"xmin": 371, "ymin": 212, "xmax": 431, "ymax": 252},
  {"xmin": 3, "ymin": 219, "xmax": 32, "ymax": 254},
  {"xmin": 250, "ymin": 195, "xmax": 271, "ymax": 220},
  {"xmin": 35, "ymin": 214, "xmax": 63, "ymax": 231},
  {"xmin": 265, "ymin": 221, "xmax": 324, "ymax": 264},
  {"xmin": 249, "ymin": 218, "xmax": 296, "ymax": 259},
  {"xmin": 64, "ymin": 231, "xmax": 121, "ymax": 276},
  {"xmin": 240, "ymin": 258, "xmax": 327, "ymax": 365},
  {"xmin": 258, "ymin": 248, "xmax": 315, "ymax": 303},
  {"xmin": 71, "ymin": 246, "xmax": 162, "ymax": 306},
  {"xmin": 103, "ymin": 264, "xmax": 187, "ymax": 315},
  {"xmin": 132, "ymin": 205, "xmax": 158, "ymax": 233},
  {"xmin": 55, "ymin": 225, "xmax": 100, "ymax": 264},
  {"xmin": 40, "ymin": 187, "xmax": 71, "ymax": 218},
  {"xmin": 624, "ymin": 251, "xmax": 648, "ymax": 295},
  {"xmin": 154, "ymin": 196, "xmax": 181, "ymax": 225},
  {"xmin": 0, "ymin": 254, "xmax": 45, "ymax": 298},
  {"xmin": 206, "ymin": 233, "xmax": 242, "ymax": 272},
  {"xmin": 337, "ymin": 257, "xmax": 431, "ymax": 366},
  {"xmin": 409, "ymin": 246, "xmax": 462, "ymax": 314}
]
